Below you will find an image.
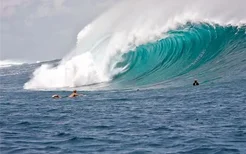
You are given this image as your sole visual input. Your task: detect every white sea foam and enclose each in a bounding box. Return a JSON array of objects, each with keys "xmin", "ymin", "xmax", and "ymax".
[{"xmin": 24, "ymin": 0, "xmax": 246, "ymax": 89}]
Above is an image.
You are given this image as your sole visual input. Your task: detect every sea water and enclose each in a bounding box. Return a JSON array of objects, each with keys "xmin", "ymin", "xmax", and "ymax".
[{"xmin": 1, "ymin": 61, "xmax": 246, "ymax": 154}]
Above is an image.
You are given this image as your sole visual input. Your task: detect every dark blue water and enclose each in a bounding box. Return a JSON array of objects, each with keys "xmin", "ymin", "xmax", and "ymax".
[{"xmin": 1, "ymin": 64, "xmax": 246, "ymax": 153}]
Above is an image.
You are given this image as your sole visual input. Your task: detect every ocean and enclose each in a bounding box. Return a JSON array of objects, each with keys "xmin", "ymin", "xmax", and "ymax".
[
  {"xmin": 1, "ymin": 64, "xmax": 246, "ymax": 153},
  {"xmin": 1, "ymin": 0, "xmax": 246, "ymax": 153}
]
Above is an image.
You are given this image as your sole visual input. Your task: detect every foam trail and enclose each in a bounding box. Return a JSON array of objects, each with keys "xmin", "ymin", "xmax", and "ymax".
[{"xmin": 24, "ymin": 0, "xmax": 246, "ymax": 90}]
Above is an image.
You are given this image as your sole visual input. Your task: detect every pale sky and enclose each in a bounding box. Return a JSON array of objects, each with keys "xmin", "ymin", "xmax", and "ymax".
[{"xmin": 0, "ymin": 0, "xmax": 120, "ymax": 61}]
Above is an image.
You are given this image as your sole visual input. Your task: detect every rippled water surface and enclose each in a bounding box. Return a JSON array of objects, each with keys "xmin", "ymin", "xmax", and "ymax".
[{"xmin": 1, "ymin": 77, "xmax": 246, "ymax": 154}]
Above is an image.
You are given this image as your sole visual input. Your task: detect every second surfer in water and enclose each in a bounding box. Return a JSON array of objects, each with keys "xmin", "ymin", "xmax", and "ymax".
[
  {"xmin": 52, "ymin": 94, "xmax": 61, "ymax": 99},
  {"xmin": 52, "ymin": 90, "xmax": 82, "ymax": 99}
]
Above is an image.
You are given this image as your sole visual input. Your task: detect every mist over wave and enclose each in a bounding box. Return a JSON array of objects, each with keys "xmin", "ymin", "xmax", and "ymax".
[{"xmin": 24, "ymin": 0, "xmax": 246, "ymax": 90}]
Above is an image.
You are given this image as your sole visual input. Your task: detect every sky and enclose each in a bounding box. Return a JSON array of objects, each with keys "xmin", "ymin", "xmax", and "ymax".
[{"xmin": 0, "ymin": 0, "xmax": 119, "ymax": 61}]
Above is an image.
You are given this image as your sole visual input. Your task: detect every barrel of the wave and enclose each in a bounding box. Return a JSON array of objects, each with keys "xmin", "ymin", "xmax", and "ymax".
[{"xmin": 111, "ymin": 23, "xmax": 246, "ymax": 88}]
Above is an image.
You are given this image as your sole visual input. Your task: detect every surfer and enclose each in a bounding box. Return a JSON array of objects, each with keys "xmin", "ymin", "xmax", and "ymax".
[
  {"xmin": 52, "ymin": 90, "xmax": 82, "ymax": 99},
  {"xmin": 69, "ymin": 90, "xmax": 81, "ymax": 98},
  {"xmin": 52, "ymin": 94, "xmax": 61, "ymax": 99},
  {"xmin": 193, "ymin": 79, "xmax": 199, "ymax": 86}
]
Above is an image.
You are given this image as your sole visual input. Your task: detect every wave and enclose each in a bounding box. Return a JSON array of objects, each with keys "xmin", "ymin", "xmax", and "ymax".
[
  {"xmin": 0, "ymin": 60, "xmax": 26, "ymax": 68},
  {"xmin": 24, "ymin": 0, "xmax": 246, "ymax": 90},
  {"xmin": 113, "ymin": 23, "xmax": 246, "ymax": 88}
]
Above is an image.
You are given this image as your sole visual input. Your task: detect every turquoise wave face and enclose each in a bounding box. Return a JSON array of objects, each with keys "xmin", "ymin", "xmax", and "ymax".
[{"xmin": 113, "ymin": 23, "xmax": 246, "ymax": 88}]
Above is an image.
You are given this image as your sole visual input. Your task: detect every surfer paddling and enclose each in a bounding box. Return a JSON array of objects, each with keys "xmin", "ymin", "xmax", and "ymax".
[
  {"xmin": 52, "ymin": 90, "xmax": 82, "ymax": 99},
  {"xmin": 69, "ymin": 90, "xmax": 81, "ymax": 98},
  {"xmin": 52, "ymin": 94, "xmax": 61, "ymax": 99}
]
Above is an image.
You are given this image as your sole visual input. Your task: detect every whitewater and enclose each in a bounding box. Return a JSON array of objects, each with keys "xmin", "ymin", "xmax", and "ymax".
[{"xmin": 23, "ymin": 0, "xmax": 246, "ymax": 90}]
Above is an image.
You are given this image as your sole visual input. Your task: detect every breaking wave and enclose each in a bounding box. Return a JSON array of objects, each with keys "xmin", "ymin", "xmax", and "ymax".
[{"xmin": 24, "ymin": 0, "xmax": 246, "ymax": 90}]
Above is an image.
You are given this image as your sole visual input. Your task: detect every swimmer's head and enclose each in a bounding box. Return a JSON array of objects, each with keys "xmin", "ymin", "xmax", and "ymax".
[{"xmin": 73, "ymin": 90, "xmax": 77, "ymax": 93}]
